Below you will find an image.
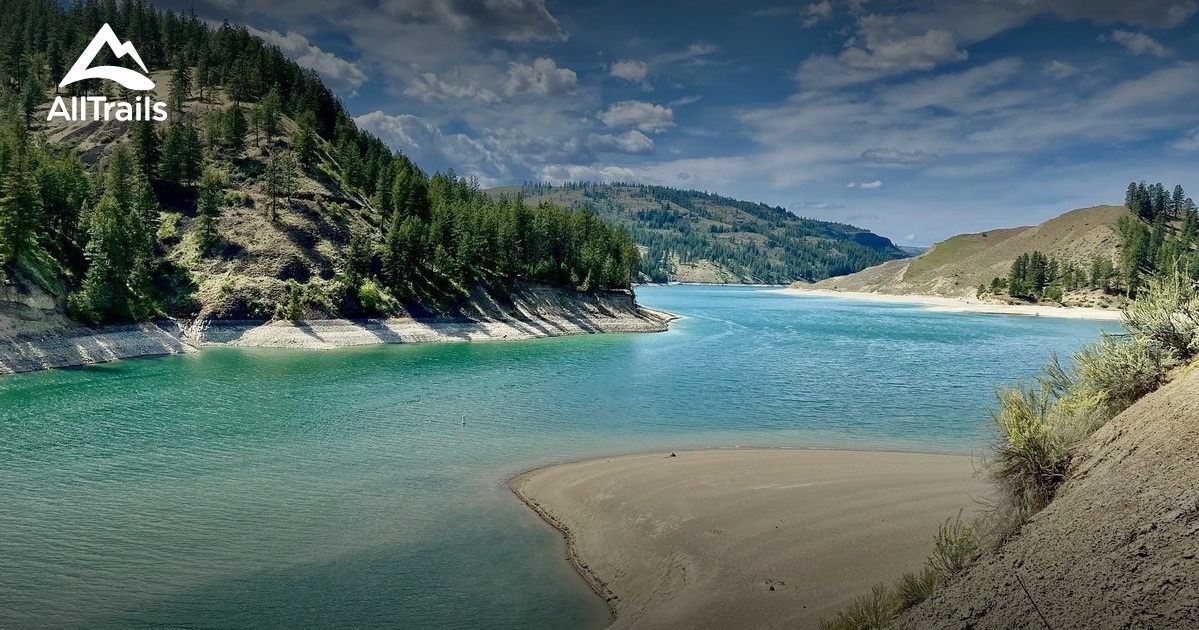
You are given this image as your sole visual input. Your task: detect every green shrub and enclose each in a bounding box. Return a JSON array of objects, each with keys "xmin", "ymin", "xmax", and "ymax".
[
  {"xmin": 358, "ymin": 278, "xmax": 399, "ymax": 315},
  {"xmin": 990, "ymin": 384, "xmax": 1071, "ymax": 519},
  {"xmin": 927, "ymin": 511, "xmax": 978, "ymax": 579},
  {"xmin": 157, "ymin": 212, "xmax": 181, "ymax": 243},
  {"xmin": 819, "ymin": 584, "xmax": 894, "ymax": 630},
  {"xmin": 1072, "ymin": 336, "xmax": 1171, "ymax": 416},
  {"xmin": 893, "ymin": 567, "xmax": 941, "ymax": 612},
  {"xmin": 1123, "ymin": 272, "xmax": 1199, "ymax": 362}
]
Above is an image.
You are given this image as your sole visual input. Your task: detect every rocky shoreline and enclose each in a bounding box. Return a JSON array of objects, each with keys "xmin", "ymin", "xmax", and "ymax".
[{"xmin": 0, "ymin": 307, "xmax": 675, "ymax": 376}]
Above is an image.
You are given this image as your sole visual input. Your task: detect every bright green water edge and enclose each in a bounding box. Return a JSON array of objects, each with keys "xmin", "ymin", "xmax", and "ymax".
[{"xmin": 0, "ymin": 285, "xmax": 1115, "ymax": 629}]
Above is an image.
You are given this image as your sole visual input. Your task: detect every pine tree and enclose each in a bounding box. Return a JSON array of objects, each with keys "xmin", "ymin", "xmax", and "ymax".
[
  {"xmin": 169, "ymin": 58, "xmax": 192, "ymax": 113},
  {"xmin": 196, "ymin": 169, "xmax": 224, "ymax": 253},
  {"xmin": 0, "ymin": 153, "xmax": 43, "ymax": 266},
  {"xmin": 223, "ymin": 105, "xmax": 247, "ymax": 156},
  {"xmin": 130, "ymin": 120, "xmax": 161, "ymax": 182},
  {"xmin": 160, "ymin": 122, "xmax": 203, "ymax": 187}
]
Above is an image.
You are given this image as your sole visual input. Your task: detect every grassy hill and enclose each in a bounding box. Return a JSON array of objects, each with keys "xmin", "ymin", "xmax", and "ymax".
[
  {"xmin": 491, "ymin": 182, "xmax": 907, "ymax": 284},
  {"xmin": 804, "ymin": 205, "xmax": 1131, "ymax": 306}
]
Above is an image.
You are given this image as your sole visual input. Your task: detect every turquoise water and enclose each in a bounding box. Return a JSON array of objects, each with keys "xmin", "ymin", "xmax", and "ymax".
[{"xmin": 0, "ymin": 286, "xmax": 1114, "ymax": 629}]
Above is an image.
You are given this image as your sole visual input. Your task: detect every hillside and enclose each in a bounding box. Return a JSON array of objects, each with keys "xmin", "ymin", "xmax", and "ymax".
[
  {"xmin": 0, "ymin": 2, "xmax": 654, "ymax": 356},
  {"xmin": 896, "ymin": 364, "xmax": 1199, "ymax": 629},
  {"xmin": 803, "ymin": 205, "xmax": 1130, "ymax": 304},
  {"xmin": 492, "ymin": 182, "xmax": 907, "ymax": 284}
]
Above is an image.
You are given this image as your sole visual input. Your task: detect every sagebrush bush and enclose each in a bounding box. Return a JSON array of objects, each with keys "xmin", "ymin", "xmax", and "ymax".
[
  {"xmin": 1123, "ymin": 272, "xmax": 1199, "ymax": 362},
  {"xmin": 990, "ymin": 384, "xmax": 1071, "ymax": 518},
  {"xmin": 893, "ymin": 567, "xmax": 941, "ymax": 612},
  {"xmin": 1072, "ymin": 335, "xmax": 1171, "ymax": 416},
  {"xmin": 819, "ymin": 584, "xmax": 895, "ymax": 630},
  {"xmin": 927, "ymin": 511, "xmax": 979, "ymax": 579}
]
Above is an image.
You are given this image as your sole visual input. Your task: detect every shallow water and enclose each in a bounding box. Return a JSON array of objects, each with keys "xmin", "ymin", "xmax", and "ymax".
[{"xmin": 0, "ymin": 285, "xmax": 1114, "ymax": 629}]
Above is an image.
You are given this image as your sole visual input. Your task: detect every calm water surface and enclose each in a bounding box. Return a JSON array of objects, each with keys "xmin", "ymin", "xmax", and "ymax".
[{"xmin": 0, "ymin": 286, "xmax": 1115, "ymax": 629}]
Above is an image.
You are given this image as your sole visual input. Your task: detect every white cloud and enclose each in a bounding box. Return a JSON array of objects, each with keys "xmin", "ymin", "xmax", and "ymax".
[
  {"xmin": 537, "ymin": 164, "xmax": 641, "ymax": 184},
  {"xmin": 599, "ymin": 101, "xmax": 675, "ymax": 133},
  {"xmin": 610, "ymin": 59, "xmax": 649, "ymax": 84},
  {"xmin": 803, "ymin": 0, "xmax": 834, "ymax": 27},
  {"xmin": 245, "ymin": 27, "xmax": 366, "ymax": 91},
  {"xmin": 1107, "ymin": 30, "xmax": 1169, "ymax": 57},
  {"xmin": 355, "ymin": 111, "xmax": 510, "ymax": 185},
  {"xmin": 861, "ymin": 147, "xmax": 939, "ymax": 165},
  {"xmin": 379, "ymin": 0, "xmax": 566, "ymax": 42},
  {"xmin": 404, "ymin": 65, "xmax": 500, "ymax": 104},
  {"xmin": 1037, "ymin": 0, "xmax": 1198, "ymax": 28},
  {"xmin": 847, "ymin": 180, "xmax": 883, "ymax": 189},
  {"xmin": 1172, "ymin": 127, "xmax": 1199, "ymax": 151},
  {"xmin": 505, "ymin": 58, "xmax": 578, "ymax": 95},
  {"xmin": 586, "ymin": 130, "xmax": 656, "ymax": 155},
  {"xmin": 1043, "ymin": 59, "xmax": 1080, "ymax": 78},
  {"xmin": 798, "ymin": 16, "xmax": 968, "ymax": 85}
]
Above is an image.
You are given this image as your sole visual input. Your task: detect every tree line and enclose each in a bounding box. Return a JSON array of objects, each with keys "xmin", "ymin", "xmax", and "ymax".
[
  {"xmin": 981, "ymin": 181, "xmax": 1198, "ymax": 303},
  {"xmin": 0, "ymin": 0, "xmax": 639, "ymax": 325},
  {"xmin": 522, "ymin": 182, "xmax": 904, "ymax": 284}
]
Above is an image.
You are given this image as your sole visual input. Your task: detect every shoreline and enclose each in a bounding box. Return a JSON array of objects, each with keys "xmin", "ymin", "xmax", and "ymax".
[
  {"xmin": 0, "ymin": 307, "xmax": 676, "ymax": 376},
  {"xmin": 780, "ymin": 287, "xmax": 1123, "ymax": 321},
  {"xmin": 512, "ymin": 448, "xmax": 988, "ymax": 630}
]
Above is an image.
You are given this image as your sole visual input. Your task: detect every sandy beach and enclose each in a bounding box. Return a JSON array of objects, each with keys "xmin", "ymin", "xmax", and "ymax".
[
  {"xmin": 780, "ymin": 287, "xmax": 1123, "ymax": 321},
  {"xmin": 512, "ymin": 448, "xmax": 988, "ymax": 630}
]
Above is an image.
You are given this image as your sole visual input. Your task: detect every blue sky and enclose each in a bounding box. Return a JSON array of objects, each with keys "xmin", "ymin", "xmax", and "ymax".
[{"xmin": 167, "ymin": 0, "xmax": 1198, "ymax": 245}]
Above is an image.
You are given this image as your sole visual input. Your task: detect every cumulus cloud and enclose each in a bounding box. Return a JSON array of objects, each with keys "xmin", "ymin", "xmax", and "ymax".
[
  {"xmin": 1043, "ymin": 59, "xmax": 1080, "ymax": 78},
  {"xmin": 803, "ymin": 0, "xmax": 834, "ymax": 27},
  {"xmin": 404, "ymin": 65, "xmax": 500, "ymax": 104},
  {"xmin": 861, "ymin": 147, "xmax": 939, "ymax": 165},
  {"xmin": 610, "ymin": 59, "xmax": 650, "ymax": 87},
  {"xmin": 1106, "ymin": 30, "xmax": 1169, "ymax": 57},
  {"xmin": 505, "ymin": 58, "xmax": 578, "ymax": 95},
  {"xmin": 379, "ymin": 0, "xmax": 566, "ymax": 42},
  {"xmin": 798, "ymin": 16, "xmax": 968, "ymax": 85},
  {"xmin": 586, "ymin": 130, "xmax": 656, "ymax": 155},
  {"xmin": 355, "ymin": 111, "xmax": 510, "ymax": 184},
  {"xmin": 245, "ymin": 27, "xmax": 366, "ymax": 90},
  {"xmin": 599, "ymin": 101, "xmax": 675, "ymax": 133}
]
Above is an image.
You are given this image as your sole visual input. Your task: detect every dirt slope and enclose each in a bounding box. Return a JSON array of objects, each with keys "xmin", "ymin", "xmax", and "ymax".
[
  {"xmin": 809, "ymin": 205, "xmax": 1130, "ymax": 299},
  {"xmin": 897, "ymin": 365, "xmax": 1199, "ymax": 629}
]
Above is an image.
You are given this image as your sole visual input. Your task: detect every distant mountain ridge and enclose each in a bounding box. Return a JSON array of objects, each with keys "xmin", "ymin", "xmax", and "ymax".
[
  {"xmin": 801, "ymin": 205, "xmax": 1131, "ymax": 302},
  {"xmin": 491, "ymin": 182, "xmax": 907, "ymax": 285}
]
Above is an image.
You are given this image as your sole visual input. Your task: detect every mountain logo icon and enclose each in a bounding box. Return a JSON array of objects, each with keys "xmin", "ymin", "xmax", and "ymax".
[{"xmin": 59, "ymin": 23, "xmax": 155, "ymax": 91}]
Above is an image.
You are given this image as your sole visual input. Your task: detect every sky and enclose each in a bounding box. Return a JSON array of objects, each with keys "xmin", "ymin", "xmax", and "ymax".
[{"xmin": 162, "ymin": 0, "xmax": 1199, "ymax": 245}]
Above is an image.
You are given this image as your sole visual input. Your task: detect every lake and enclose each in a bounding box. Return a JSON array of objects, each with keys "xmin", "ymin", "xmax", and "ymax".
[{"xmin": 0, "ymin": 285, "xmax": 1115, "ymax": 629}]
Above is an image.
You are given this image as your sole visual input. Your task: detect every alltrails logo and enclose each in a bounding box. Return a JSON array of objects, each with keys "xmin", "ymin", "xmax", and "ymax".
[{"xmin": 47, "ymin": 23, "xmax": 167, "ymax": 122}]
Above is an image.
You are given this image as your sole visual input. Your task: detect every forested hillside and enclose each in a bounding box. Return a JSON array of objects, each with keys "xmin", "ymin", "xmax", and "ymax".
[
  {"xmin": 979, "ymin": 181, "xmax": 1198, "ymax": 303},
  {"xmin": 499, "ymin": 182, "xmax": 906, "ymax": 285},
  {"xmin": 0, "ymin": 0, "xmax": 639, "ymax": 331},
  {"xmin": 808, "ymin": 204, "xmax": 1130, "ymax": 305}
]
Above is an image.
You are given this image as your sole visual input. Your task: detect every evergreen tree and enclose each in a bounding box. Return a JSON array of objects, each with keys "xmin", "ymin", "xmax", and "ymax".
[
  {"xmin": 130, "ymin": 120, "xmax": 161, "ymax": 181},
  {"xmin": 0, "ymin": 151, "xmax": 42, "ymax": 266},
  {"xmin": 160, "ymin": 122, "xmax": 203, "ymax": 187},
  {"xmin": 196, "ymin": 169, "xmax": 223, "ymax": 253},
  {"xmin": 223, "ymin": 105, "xmax": 247, "ymax": 156}
]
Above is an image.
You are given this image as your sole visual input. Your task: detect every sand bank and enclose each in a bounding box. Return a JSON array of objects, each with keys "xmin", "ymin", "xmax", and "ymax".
[
  {"xmin": 781, "ymin": 287, "xmax": 1123, "ymax": 321},
  {"xmin": 512, "ymin": 448, "xmax": 988, "ymax": 630}
]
